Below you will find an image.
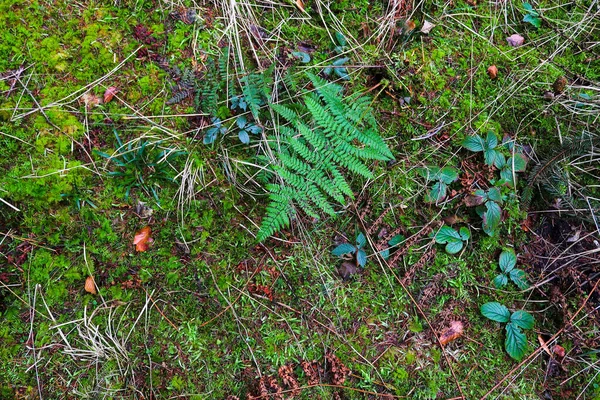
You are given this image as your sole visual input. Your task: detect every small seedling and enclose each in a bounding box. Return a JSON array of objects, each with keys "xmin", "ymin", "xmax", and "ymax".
[
  {"xmin": 465, "ymin": 187, "xmax": 504, "ymax": 236},
  {"xmin": 434, "ymin": 226, "xmax": 470, "ymax": 254},
  {"xmin": 494, "ymin": 153, "xmax": 527, "ymax": 186},
  {"xmin": 380, "ymin": 234, "xmax": 405, "ymax": 260},
  {"xmin": 332, "ymin": 232, "xmax": 368, "ymax": 267},
  {"xmin": 418, "ymin": 166, "xmax": 459, "ymax": 204},
  {"xmin": 481, "ymin": 302, "xmax": 534, "ymax": 360},
  {"xmin": 523, "ymin": 3, "xmax": 542, "ymax": 28},
  {"xmin": 323, "ymin": 32, "xmax": 350, "ymax": 80},
  {"xmin": 493, "ymin": 249, "xmax": 529, "ymax": 290},
  {"xmin": 235, "ymin": 115, "xmax": 262, "ymax": 144},
  {"xmin": 204, "ymin": 117, "xmax": 228, "ymax": 144},
  {"xmin": 230, "ymin": 95, "xmax": 248, "ymax": 112},
  {"xmin": 462, "ymin": 131, "xmax": 500, "ymax": 167}
]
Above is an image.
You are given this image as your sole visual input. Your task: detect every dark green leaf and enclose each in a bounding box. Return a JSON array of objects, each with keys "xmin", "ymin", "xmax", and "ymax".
[
  {"xmin": 499, "ymin": 250, "xmax": 517, "ymax": 273},
  {"xmin": 335, "ymin": 31, "xmax": 347, "ymax": 46},
  {"xmin": 435, "ymin": 226, "xmax": 462, "ymax": 244},
  {"xmin": 459, "ymin": 227, "xmax": 470, "ymax": 241},
  {"xmin": 508, "ymin": 154, "xmax": 527, "ymax": 172},
  {"xmin": 237, "ymin": 115, "xmax": 247, "ymax": 129},
  {"xmin": 238, "ymin": 130, "xmax": 250, "ymax": 144},
  {"xmin": 462, "ymin": 135, "xmax": 484, "ymax": 152},
  {"xmin": 484, "ymin": 148, "xmax": 498, "ymax": 166},
  {"xmin": 380, "ymin": 249, "xmax": 390, "ymax": 260},
  {"xmin": 484, "ymin": 131, "xmax": 498, "ymax": 149},
  {"xmin": 487, "ymin": 187, "xmax": 503, "ymax": 204},
  {"xmin": 332, "ymin": 243, "xmax": 357, "ymax": 256},
  {"xmin": 388, "ymin": 234, "xmax": 405, "ymax": 246},
  {"xmin": 510, "ymin": 310, "xmax": 534, "ymax": 330},
  {"xmin": 439, "ymin": 167, "xmax": 459, "ymax": 184},
  {"xmin": 357, "ymin": 249, "xmax": 367, "ymax": 267},
  {"xmin": 500, "ymin": 167, "xmax": 514, "ymax": 184},
  {"xmin": 523, "ymin": 14, "xmax": 541, "ymax": 28},
  {"xmin": 427, "ymin": 182, "xmax": 447, "ymax": 203},
  {"xmin": 505, "ymin": 323, "xmax": 528, "ymax": 360},
  {"xmin": 509, "ymin": 269, "xmax": 529, "ymax": 290},
  {"xmin": 445, "ymin": 240, "xmax": 464, "ymax": 254},
  {"xmin": 483, "ymin": 201, "xmax": 502, "ymax": 236},
  {"xmin": 494, "ymin": 274, "xmax": 508, "ymax": 288},
  {"xmin": 481, "ymin": 302, "xmax": 511, "ymax": 323},
  {"xmin": 494, "ymin": 153, "xmax": 507, "ymax": 169},
  {"xmin": 523, "ymin": 2, "xmax": 534, "ymax": 12},
  {"xmin": 356, "ymin": 233, "xmax": 366, "ymax": 248},
  {"xmin": 333, "ymin": 57, "xmax": 350, "ymax": 66},
  {"xmin": 291, "ymin": 51, "xmax": 311, "ymax": 63}
]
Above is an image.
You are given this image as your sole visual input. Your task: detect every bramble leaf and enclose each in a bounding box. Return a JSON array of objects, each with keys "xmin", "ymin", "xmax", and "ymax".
[
  {"xmin": 445, "ymin": 240, "xmax": 464, "ymax": 254},
  {"xmin": 499, "ymin": 250, "xmax": 517, "ymax": 273},
  {"xmin": 494, "ymin": 274, "xmax": 508, "ymax": 288},
  {"xmin": 510, "ymin": 269, "xmax": 529, "ymax": 290},
  {"xmin": 332, "ymin": 243, "xmax": 356, "ymax": 256},
  {"xmin": 462, "ymin": 135, "xmax": 484, "ymax": 152},
  {"xmin": 357, "ymin": 249, "xmax": 367, "ymax": 267},
  {"xmin": 510, "ymin": 310, "xmax": 534, "ymax": 330},
  {"xmin": 481, "ymin": 302, "xmax": 511, "ymax": 323},
  {"xmin": 482, "ymin": 201, "xmax": 502, "ymax": 236},
  {"xmin": 459, "ymin": 227, "xmax": 470, "ymax": 241},
  {"xmin": 435, "ymin": 226, "xmax": 462, "ymax": 244},
  {"xmin": 356, "ymin": 232, "xmax": 366, "ymax": 248},
  {"xmin": 505, "ymin": 323, "xmax": 528, "ymax": 360}
]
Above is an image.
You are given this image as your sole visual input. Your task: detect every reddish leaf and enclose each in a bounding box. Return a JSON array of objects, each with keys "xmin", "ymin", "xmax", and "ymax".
[
  {"xmin": 133, "ymin": 226, "xmax": 152, "ymax": 252},
  {"xmin": 487, "ymin": 65, "xmax": 498, "ymax": 79},
  {"xmin": 439, "ymin": 320, "xmax": 464, "ymax": 345},
  {"xmin": 103, "ymin": 86, "xmax": 118, "ymax": 103}
]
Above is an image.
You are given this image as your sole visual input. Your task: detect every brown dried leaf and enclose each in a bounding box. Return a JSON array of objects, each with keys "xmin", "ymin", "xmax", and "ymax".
[
  {"xmin": 420, "ymin": 20, "xmax": 435, "ymax": 34},
  {"xmin": 295, "ymin": 0, "xmax": 305, "ymax": 12},
  {"xmin": 464, "ymin": 194, "xmax": 485, "ymax": 207},
  {"xmin": 487, "ymin": 65, "xmax": 498, "ymax": 79},
  {"xmin": 506, "ymin": 34, "xmax": 525, "ymax": 47},
  {"xmin": 552, "ymin": 76, "xmax": 568, "ymax": 94},
  {"xmin": 81, "ymin": 92, "xmax": 102, "ymax": 109},
  {"xmin": 404, "ymin": 20, "xmax": 416, "ymax": 31},
  {"xmin": 85, "ymin": 276, "xmax": 97, "ymax": 294},
  {"xmin": 103, "ymin": 86, "xmax": 118, "ymax": 103},
  {"xmin": 439, "ymin": 320, "xmax": 464, "ymax": 345},
  {"xmin": 133, "ymin": 226, "xmax": 152, "ymax": 252},
  {"xmin": 553, "ymin": 344, "xmax": 566, "ymax": 361},
  {"xmin": 338, "ymin": 261, "xmax": 359, "ymax": 280}
]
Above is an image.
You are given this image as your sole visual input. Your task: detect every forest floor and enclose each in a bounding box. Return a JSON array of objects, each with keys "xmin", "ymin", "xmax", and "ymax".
[{"xmin": 1, "ymin": 0, "xmax": 600, "ymax": 399}]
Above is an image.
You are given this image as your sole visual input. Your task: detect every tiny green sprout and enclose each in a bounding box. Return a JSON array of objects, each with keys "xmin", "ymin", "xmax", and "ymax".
[
  {"xmin": 332, "ymin": 232, "xmax": 368, "ymax": 267},
  {"xmin": 418, "ymin": 165, "xmax": 459, "ymax": 204},
  {"xmin": 235, "ymin": 115, "xmax": 262, "ymax": 144},
  {"xmin": 481, "ymin": 302, "xmax": 534, "ymax": 360},
  {"xmin": 461, "ymin": 131, "xmax": 499, "ymax": 167},
  {"xmin": 523, "ymin": 2, "xmax": 542, "ymax": 28},
  {"xmin": 493, "ymin": 249, "xmax": 529, "ymax": 290},
  {"xmin": 203, "ymin": 117, "xmax": 227, "ymax": 144},
  {"xmin": 434, "ymin": 226, "xmax": 470, "ymax": 254},
  {"xmin": 380, "ymin": 234, "xmax": 405, "ymax": 260}
]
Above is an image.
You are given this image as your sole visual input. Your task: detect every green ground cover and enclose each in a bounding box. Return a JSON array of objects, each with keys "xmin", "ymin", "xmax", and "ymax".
[{"xmin": 1, "ymin": 0, "xmax": 599, "ymax": 398}]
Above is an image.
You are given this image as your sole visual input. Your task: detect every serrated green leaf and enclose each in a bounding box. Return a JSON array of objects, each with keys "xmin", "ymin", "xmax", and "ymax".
[
  {"xmin": 445, "ymin": 240, "xmax": 464, "ymax": 254},
  {"xmin": 484, "ymin": 148, "xmax": 498, "ymax": 166},
  {"xmin": 439, "ymin": 167, "xmax": 459, "ymax": 184},
  {"xmin": 511, "ymin": 310, "xmax": 534, "ymax": 330},
  {"xmin": 357, "ymin": 249, "xmax": 367, "ymax": 267},
  {"xmin": 508, "ymin": 154, "xmax": 527, "ymax": 172},
  {"xmin": 499, "ymin": 250, "xmax": 517, "ymax": 273},
  {"xmin": 435, "ymin": 226, "xmax": 462, "ymax": 244},
  {"xmin": 487, "ymin": 187, "xmax": 503, "ymax": 204},
  {"xmin": 483, "ymin": 201, "xmax": 502, "ymax": 236},
  {"xmin": 462, "ymin": 135, "xmax": 484, "ymax": 152},
  {"xmin": 459, "ymin": 227, "xmax": 470, "ymax": 241},
  {"xmin": 494, "ymin": 274, "xmax": 508, "ymax": 288},
  {"xmin": 523, "ymin": 14, "xmax": 541, "ymax": 28},
  {"xmin": 509, "ymin": 269, "xmax": 530, "ymax": 290},
  {"xmin": 238, "ymin": 130, "xmax": 250, "ymax": 144},
  {"xmin": 505, "ymin": 323, "xmax": 528, "ymax": 360},
  {"xmin": 356, "ymin": 232, "xmax": 366, "ymax": 248},
  {"xmin": 484, "ymin": 131, "xmax": 498, "ymax": 149},
  {"xmin": 494, "ymin": 153, "xmax": 507, "ymax": 169},
  {"xmin": 481, "ymin": 302, "xmax": 511, "ymax": 323},
  {"xmin": 500, "ymin": 167, "xmax": 514, "ymax": 185},
  {"xmin": 332, "ymin": 243, "xmax": 356, "ymax": 256},
  {"xmin": 388, "ymin": 234, "xmax": 405, "ymax": 246},
  {"xmin": 380, "ymin": 249, "xmax": 390, "ymax": 260},
  {"xmin": 236, "ymin": 115, "xmax": 247, "ymax": 129}
]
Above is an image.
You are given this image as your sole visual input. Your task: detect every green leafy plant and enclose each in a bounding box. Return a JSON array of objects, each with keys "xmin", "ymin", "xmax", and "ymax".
[
  {"xmin": 462, "ymin": 131, "xmax": 500, "ymax": 167},
  {"xmin": 493, "ymin": 249, "xmax": 529, "ymax": 290},
  {"xmin": 494, "ymin": 152, "xmax": 528, "ymax": 186},
  {"xmin": 434, "ymin": 226, "xmax": 470, "ymax": 254},
  {"xmin": 257, "ymin": 73, "xmax": 393, "ymax": 240},
  {"xmin": 323, "ymin": 32, "xmax": 350, "ymax": 81},
  {"xmin": 380, "ymin": 234, "xmax": 405, "ymax": 260},
  {"xmin": 203, "ymin": 117, "xmax": 228, "ymax": 144},
  {"xmin": 466, "ymin": 187, "xmax": 504, "ymax": 236},
  {"xmin": 481, "ymin": 302, "xmax": 534, "ymax": 360},
  {"xmin": 523, "ymin": 2, "xmax": 542, "ymax": 28},
  {"xmin": 95, "ymin": 130, "xmax": 185, "ymax": 202},
  {"xmin": 332, "ymin": 232, "xmax": 368, "ymax": 267},
  {"xmin": 235, "ymin": 115, "xmax": 262, "ymax": 144},
  {"xmin": 418, "ymin": 166, "xmax": 459, "ymax": 204}
]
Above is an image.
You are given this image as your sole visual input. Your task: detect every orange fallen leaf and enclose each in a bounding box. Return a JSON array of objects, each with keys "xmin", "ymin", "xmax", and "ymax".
[
  {"xmin": 103, "ymin": 86, "xmax": 118, "ymax": 103},
  {"xmin": 439, "ymin": 320, "xmax": 464, "ymax": 345},
  {"xmin": 85, "ymin": 276, "xmax": 97, "ymax": 294},
  {"xmin": 133, "ymin": 226, "xmax": 152, "ymax": 252},
  {"xmin": 553, "ymin": 344, "xmax": 566, "ymax": 361},
  {"xmin": 295, "ymin": 0, "xmax": 305, "ymax": 12}
]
